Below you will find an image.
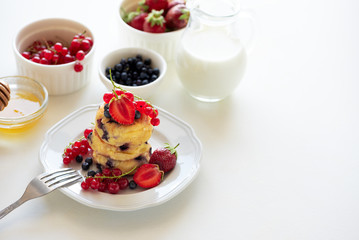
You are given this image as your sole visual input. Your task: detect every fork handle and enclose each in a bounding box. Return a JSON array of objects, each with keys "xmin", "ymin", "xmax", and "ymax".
[{"xmin": 0, "ymin": 197, "xmax": 28, "ymax": 220}]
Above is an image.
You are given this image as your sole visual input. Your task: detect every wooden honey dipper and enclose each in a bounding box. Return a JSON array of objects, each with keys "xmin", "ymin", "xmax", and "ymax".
[{"xmin": 0, "ymin": 80, "xmax": 11, "ymax": 111}]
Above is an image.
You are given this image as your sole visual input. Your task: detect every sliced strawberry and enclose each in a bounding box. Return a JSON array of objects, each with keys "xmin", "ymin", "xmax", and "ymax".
[
  {"xmin": 109, "ymin": 95, "xmax": 135, "ymax": 125},
  {"xmin": 133, "ymin": 164, "xmax": 163, "ymax": 188}
]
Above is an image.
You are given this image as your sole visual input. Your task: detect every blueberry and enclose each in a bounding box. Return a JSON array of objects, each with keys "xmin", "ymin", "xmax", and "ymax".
[
  {"xmin": 120, "ymin": 58, "xmax": 126, "ymax": 65},
  {"xmin": 129, "ymin": 180, "xmax": 137, "ymax": 189},
  {"xmin": 104, "ymin": 104, "xmax": 111, "ymax": 118},
  {"xmin": 136, "ymin": 54, "xmax": 143, "ymax": 61},
  {"xmin": 121, "ymin": 72, "xmax": 128, "ymax": 81},
  {"xmin": 105, "ymin": 67, "xmax": 111, "ymax": 75},
  {"xmin": 115, "ymin": 63, "xmax": 123, "ymax": 71},
  {"xmin": 142, "ymin": 79, "xmax": 149, "ymax": 85},
  {"xmin": 115, "ymin": 71, "xmax": 121, "ymax": 79},
  {"xmin": 82, "ymin": 161, "xmax": 90, "ymax": 171},
  {"xmin": 151, "ymin": 74, "xmax": 158, "ymax": 81},
  {"xmin": 136, "ymin": 61, "xmax": 144, "ymax": 70},
  {"xmin": 75, "ymin": 155, "xmax": 83, "ymax": 163},
  {"xmin": 135, "ymin": 110, "xmax": 141, "ymax": 119},
  {"xmin": 140, "ymin": 72, "xmax": 149, "ymax": 80},
  {"xmin": 106, "ymin": 159, "xmax": 114, "ymax": 168},
  {"xmin": 120, "ymin": 143, "xmax": 129, "ymax": 151},
  {"xmin": 144, "ymin": 58, "xmax": 151, "ymax": 65},
  {"xmin": 153, "ymin": 68, "xmax": 160, "ymax": 75},
  {"xmin": 85, "ymin": 157, "xmax": 93, "ymax": 165},
  {"xmin": 87, "ymin": 170, "xmax": 96, "ymax": 177},
  {"xmin": 126, "ymin": 79, "xmax": 132, "ymax": 85}
]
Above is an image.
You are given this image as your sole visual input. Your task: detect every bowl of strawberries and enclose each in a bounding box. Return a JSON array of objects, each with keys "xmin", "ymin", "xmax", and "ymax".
[{"xmin": 118, "ymin": 0, "xmax": 189, "ymax": 61}]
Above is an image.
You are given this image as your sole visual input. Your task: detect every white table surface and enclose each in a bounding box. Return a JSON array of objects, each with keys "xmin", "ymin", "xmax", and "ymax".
[{"xmin": 1, "ymin": 0, "xmax": 358, "ymax": 239}]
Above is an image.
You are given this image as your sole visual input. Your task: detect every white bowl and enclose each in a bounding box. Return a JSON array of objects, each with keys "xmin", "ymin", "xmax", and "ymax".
[
  {"xmin": 13, "ymin": 18, "xmax": 95, "ymax": 95},
  {"xmin": 98, "ymin": 47, "xmax": 167, "ymax": 100},
  {"xmin": 118, "ymin": 0, "xmax": 185, "ymax": 62}
]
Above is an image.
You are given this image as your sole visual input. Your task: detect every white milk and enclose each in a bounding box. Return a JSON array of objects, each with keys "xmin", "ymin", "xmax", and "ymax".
[{"xmin": 176, "ymin": 27, "xmax": 247, "ymax": 102}]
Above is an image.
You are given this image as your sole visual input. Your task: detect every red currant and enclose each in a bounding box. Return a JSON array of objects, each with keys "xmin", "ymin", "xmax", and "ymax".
[
  {"xmin": 90, "ymin": 179, "xmax": 100, "ymax": 190},
  {"xmin": 85, "ymin": 177, "xmax": 94, "ymax": 185},
  {"xmin": 118, "ymin": 178, "xmax": 129, "ymax": 190},
  {"xmin": 80, "ymin": 39, "xmax": 91, "ymax": 51},
  {"xmin": 52, "ymin": 54, "xmax": 60, "ymax": 64},
  {"xmin": 60, "ymin": 47, "xmax": 68, "ymax": 56},
  {"xmin": 103, "ymin": 92, "xmax": 114, "ymax": 103},
  {"xmin": 43, "ymin": 49, "xmax": 53, "ymax": 60},
  {"xmin": 74, "ymin": 61, "xmax": 83, "ymax": 72},
  {"xmin": 21, "ymin": 52, "xmax": 31, "ymax": 59},
  {"xmin": 150, "ymin": 117, "xmax": 160, "ymax": 126},
  {"xmin": 63, "ymin": 54, "xmax": 75, "ymax": 63},
  {"xmin": 84, "ymin": 128, "xmax": 93, "ymax": 138},
  {"xmin": 40, "ymin": 57, "xmax": 49, "ymax": 65},
  {"xmin": 112, "ymin": 168, "xmax": 122, "ymax": 176},
  {"xmin": 144, "ymin": 106, "xmax": 153, "ymax": 116},
  {"xmin": 135, "ymin": 100, "xmax": 148, "ymax": 113},
  {"xmin": 149, "ymin": 108, "xmax": 158, "ymax": 118},
  {"xmin": 115, "ymin": 90, "xmax": 124, "ymax": 96},
  {"xmin": 63, "ymin": 156, "xmax": 71, "ymax": 165},
  {"xmin": 98, "ymin": 182, "xmax": 107, "ymax": 192},
  {"xmin": 76, "ymin": 50, "xmax": 85, "ymax": 60},
  {"xmin": 85, "ymin": 37, "xmax": 93, "ymax": 46},
  {"xmin": 31, "ymin": 56, "xmax": 41, "ymax": 63},
  {"xmin": 108, "ymin": 182, "xmax": 120, "ymax": 194},
  {"xmin": 102, "ymin": 168, "xmax": 112, "ymax": 177},
  {"xmin": 124, "ymin": 92, "xmax": 134, "ymax": 101},
  {"xmin": 81, "ymin": 181, "xmax": 90, "ymax": 190},
  {"xmin": 54, "ymin": 42, "xmax": 63, "ymax": 52}
]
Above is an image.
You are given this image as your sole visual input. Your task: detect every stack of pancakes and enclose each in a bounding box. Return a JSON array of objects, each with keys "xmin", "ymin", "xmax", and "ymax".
[{"xmin": 87, "ymin": 104, "xmax": 153, "ymax": 173}]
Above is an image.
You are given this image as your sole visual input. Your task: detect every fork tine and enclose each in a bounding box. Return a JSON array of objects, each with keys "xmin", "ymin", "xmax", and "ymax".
[
  {"xmin": 47, "ymin": 174, "xmax": 82, "ymax": 188},
  {"xmin": 44, "ymin": 172, "xmax": 79, "ymax": 185},
  {"xmin": 40, "ymin": 168, "xmax": 75, "ymax": 180},
  {"xmin": 41, "ymin": 170, "xmax": 77, "ymax": 183}
]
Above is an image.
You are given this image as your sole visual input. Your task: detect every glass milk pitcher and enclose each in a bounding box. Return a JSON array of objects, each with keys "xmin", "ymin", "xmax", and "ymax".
[{"xmin": 175, "ymin": 0, "xmax": 251, "ymax": 102}]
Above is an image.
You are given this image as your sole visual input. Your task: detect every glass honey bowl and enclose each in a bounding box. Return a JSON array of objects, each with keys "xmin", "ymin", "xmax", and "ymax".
[{"xmin": 0, "ymin": 76, "xmax": 48, "ymax": 132}]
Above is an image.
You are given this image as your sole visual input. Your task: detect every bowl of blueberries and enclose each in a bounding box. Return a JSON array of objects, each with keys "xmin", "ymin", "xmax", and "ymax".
[{"xmin": 98, "ymin": 47, "xmax": 167, "ymax": 99}]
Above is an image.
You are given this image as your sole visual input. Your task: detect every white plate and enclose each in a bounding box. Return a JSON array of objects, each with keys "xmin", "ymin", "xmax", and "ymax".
[{"xmin": 39, "ymin": 104, "xmax": 202, "ymax": 211}]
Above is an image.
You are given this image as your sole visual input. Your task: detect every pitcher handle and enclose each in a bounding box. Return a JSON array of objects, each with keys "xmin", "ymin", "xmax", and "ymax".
[{"xmin": 236, "ymin": 8, "xmax": 257, "ymax": 55}]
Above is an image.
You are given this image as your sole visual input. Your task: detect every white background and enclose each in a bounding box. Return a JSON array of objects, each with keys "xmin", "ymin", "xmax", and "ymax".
[{"xmin": 0, "ymin": 0, "xmax": 358, "ymax": 239}]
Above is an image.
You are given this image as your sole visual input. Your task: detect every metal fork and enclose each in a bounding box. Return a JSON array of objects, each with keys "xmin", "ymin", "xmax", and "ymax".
[{"xmin": 0, "ymin": 168, "xmax": 82, "ymax": 219}]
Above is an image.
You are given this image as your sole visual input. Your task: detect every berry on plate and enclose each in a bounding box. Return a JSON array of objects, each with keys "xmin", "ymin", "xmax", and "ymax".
[
  {"xmin": 109, "ymin": 94, "xmax": 136, "ymax": 125},
  {"xmin": 133, "ymin": 164, "xmax": 163, "ymax": 188},
  {"xmin": 149, "ymin": 143, "xmax": 179, "ymax": 172}
]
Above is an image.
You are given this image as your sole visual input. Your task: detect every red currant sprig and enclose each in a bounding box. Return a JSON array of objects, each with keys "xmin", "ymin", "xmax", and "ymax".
[
  {"xmin": 103, "ymin": 69, "xmax": 160, "ymax": 126},
  {"xmin": 21, "ymin": 31, "xmax": 93, "ymax": 73},
  {"xmin": 80, "ymin": 166, "xmax": 136, "ymax": 193},
  {"xmin": 62, "ymin": 128, "xmax": 93, "ymax": 165}
]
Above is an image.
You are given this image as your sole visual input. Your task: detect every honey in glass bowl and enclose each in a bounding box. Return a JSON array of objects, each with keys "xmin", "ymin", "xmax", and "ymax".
[{"xmin": 0, "ymin": 76, "xmax": 48, "ymax": 132}]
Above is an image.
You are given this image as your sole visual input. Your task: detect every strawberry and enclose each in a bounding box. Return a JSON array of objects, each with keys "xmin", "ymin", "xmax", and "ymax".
[
  {"xmin": 125, "ymin": 11, "xmax": 148, "ymax": 31},
  {"xmin": 149, "ymin": 143, "xmax": 179, "ymax": 173},
  {"xmin": 108, "ymin": 95, "xmax": 135, "ymax": 125},
  {"xmin": 165, "ymin": 3, "xmax": 189, "ymax": 30},
  {"xmin": 133, "ymin": 164, "xmax": 163, "ymax": 188},
  {"xmin": 167, "ymin": 0, "xmax": 186, "ymax": 10},
  {"xmin": 143, "ymin": 0, "xmax": 168, "ymax": 11},
  {"xmin": 143, "ymin": 9, "xmax": 166, "ymax": 33}
]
